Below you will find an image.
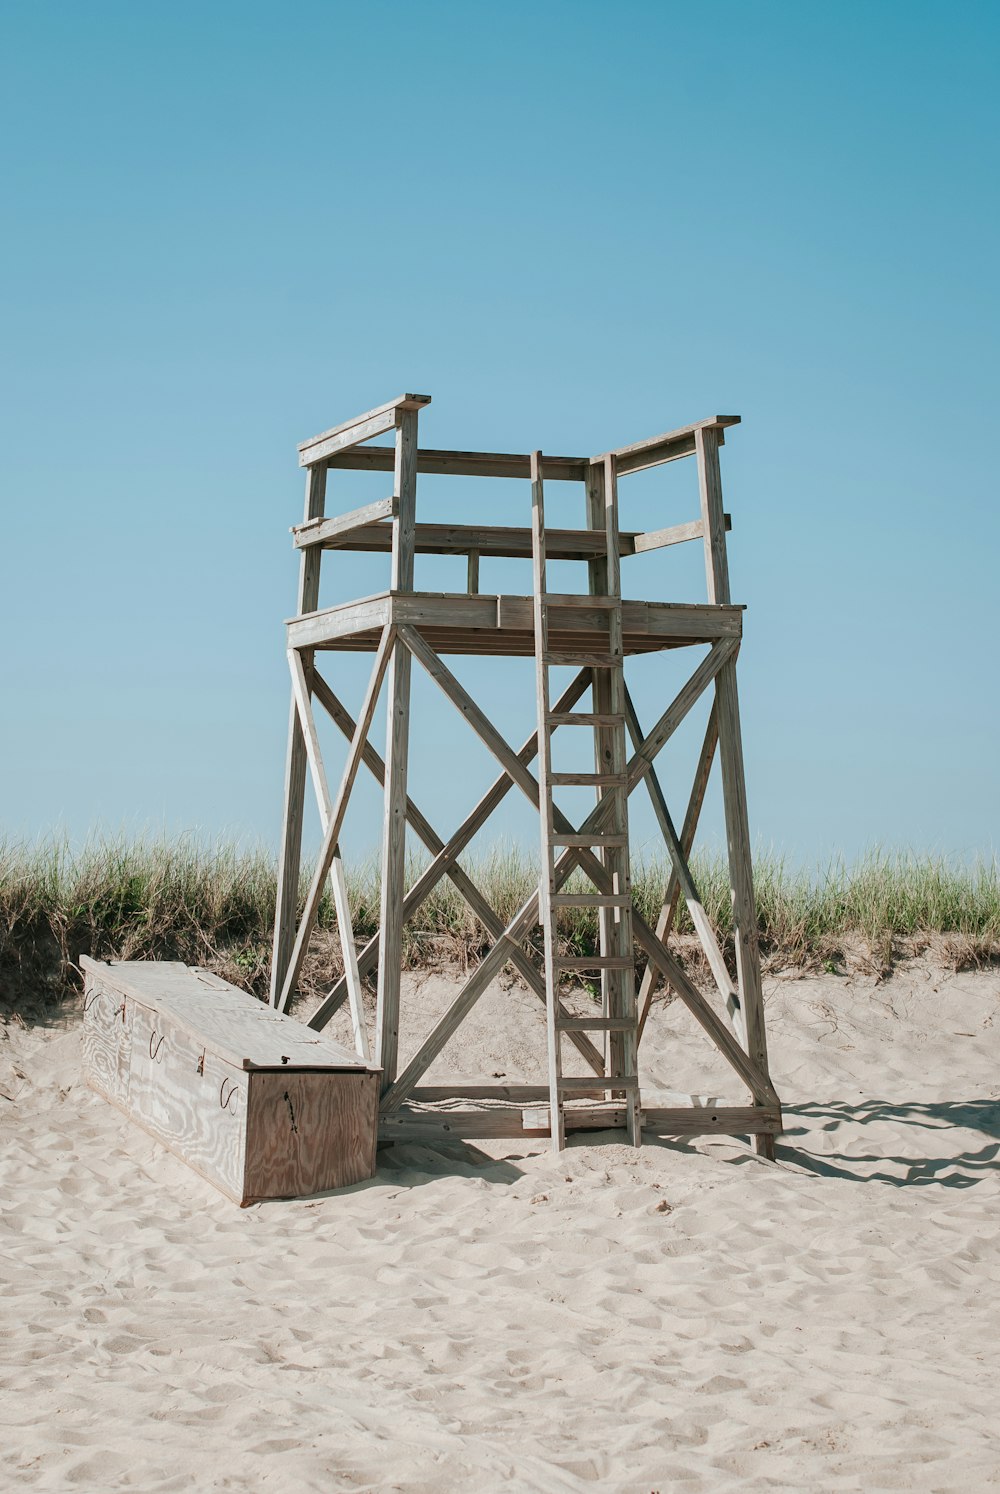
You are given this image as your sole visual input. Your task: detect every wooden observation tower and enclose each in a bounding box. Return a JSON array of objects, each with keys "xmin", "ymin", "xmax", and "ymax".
[{"xmin": 269, "ymin": 393, "xmax": 781, "ymax": 1157}]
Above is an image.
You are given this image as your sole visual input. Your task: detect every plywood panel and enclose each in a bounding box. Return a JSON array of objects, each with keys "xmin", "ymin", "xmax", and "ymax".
[
  {"xmin": 245, "ymin": 1070, "xmax": 379, "ymax": 1201},
  {"xmin": 81, "ymin": 958, "xmax": 373, "ymax": 1072},
  {"xmin": 82, "ymin": 978, "xmax": 133, "ymax": 1107},
  {"xmin": 126, "ymin": 1002, "xmax": 248, "ymax": 1203}
]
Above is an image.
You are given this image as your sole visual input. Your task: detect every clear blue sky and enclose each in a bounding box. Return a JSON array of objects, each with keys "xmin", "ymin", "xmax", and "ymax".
[{"xmin": 2, "ymin": 0, "xmax": 997, "ymax": 867}]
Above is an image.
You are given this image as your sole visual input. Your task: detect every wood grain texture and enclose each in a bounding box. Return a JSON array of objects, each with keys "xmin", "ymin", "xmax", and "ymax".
[
  {"xmin": 271, "ymin": 463, "xmax": 327, "ymax": 1005},
  {"xmin": 293, "ymin": 497, "xmax": 396, "ymax": 547},
  {"xmin": 244, "ymin": 1070, "xmax": 379, "ymax": 1201},
  {"xmin": 327, "ymin": 446, "xmax": 588, "ymax": 481},
  {"xmin": 82, "ymin": 976, "xmax": 133, "ymax": 1106},
  {"xmin": 298, "ymin": 395, "xmax": 431, "ymax": 467},
  {"xmin": 126, "ymin": 1002, "xmax": 248, "ymax": 1204},
  {"xmin": 81, "ymin": 958, "xmax": 372, "ymax": 1071}
]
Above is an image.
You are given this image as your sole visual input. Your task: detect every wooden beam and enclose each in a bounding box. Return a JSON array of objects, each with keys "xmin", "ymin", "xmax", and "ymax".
[
  {"xmin": 270, "ymin": 463, "xmax": 327, "ymax": 1007},
  {"xmin": 326, "ymin": 446, "xmax": 589, "ymax": 481},
  {"xmin": 375, "ymin": 408, "xmax": 419, "ymax": 1090},
  {"xmin": 695, "ymin": 425, "xmax": 776, "ymax": 1155},
  {"xmin": 293, "ymin": 498, "xmax": 397, "ymax": 548},
  {"xmin": 377, "ymin": 1100, "xmax": 780, "ymax": 1143},
  {"xmin": 300, "ymin": 520, "xmax": 638, "ymax": 560},
  {"xmin": 632, "ymin": 515, "xmax": 731, "ymax": 554},
  {"xmin": 608, "ymin": 415, "xmax": 740, "ymax": 477},
  {"xmin": 521, "ymin": 1103, "xmax": 780, "ymax": 1136},
  {"xmin": 298, "ymin": 394, "xmax": 431, "ymax": 468},
  {"xmin": 277, "ymin": 626, "xmax": 395, "ymax": 1013}
]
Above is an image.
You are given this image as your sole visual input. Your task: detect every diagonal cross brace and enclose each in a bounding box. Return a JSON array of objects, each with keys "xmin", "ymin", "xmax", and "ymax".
[
  {"xmin": 382, "ymin": 631, "xmax": 775, "ymax": 1109},
  {"xmin": 277, "ymin": 625, "xmax": 396, "ymax": 1013},
  {"xmin": 622, "ymin": 683, "xmax": 743, "ymax": 1039},
  {"xmin": 305, "ymin": 667, "xmax": 607, "ymax": 1076},
  {"xmin": 287, "ymin": 649, "xmax": 369, "ymax": 1058},
  {"xmin": 636, "ymin": 701, "xmax": 719, "ymax": 1043}
]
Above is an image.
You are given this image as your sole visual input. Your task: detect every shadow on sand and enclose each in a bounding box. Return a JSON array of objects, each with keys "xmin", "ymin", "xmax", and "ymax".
[{"xmin": 776, "ymin": 1097, "xmax": 1000, "ymax": 1187}]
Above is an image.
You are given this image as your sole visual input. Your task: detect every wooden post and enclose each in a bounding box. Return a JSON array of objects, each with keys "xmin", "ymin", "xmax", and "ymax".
[
  {"xmin": 695, "ymin": 426, "xmax": 775, "ymax": 1158},
  {"xmin": 584, "ymin": 461, "xmax": 621, "ymax": 1077},
  {"xmin": 374, "ymin": 408, "xmax": 419, "ymax": 1089},
  {"xmin": 270, "ymin": 463, "xmax": 326, "ymax": 1007}
]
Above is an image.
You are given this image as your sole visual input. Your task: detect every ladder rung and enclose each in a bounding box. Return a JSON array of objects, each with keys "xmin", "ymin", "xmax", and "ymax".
[
  {"xmin": 549, "ymin": 772, "xmax": 627, "ymax": 788},
  {"xmin": 540, "ymin": 593, "xmax": 618, "ymax": 609},
  {"xmin": 550, "ymin": 833, "xmax": 627, "ymax": 847},
  {"xmin": 554, "ymin": 955, "xmax": 634, "ymax": 970},
  {"xmin": 557, "ymin": 1074, "xmax": 639, "ymax": 1092},
  {"xmin": 556, "ymin": 1017, "xmax": 634, "ymax": 1032},
  {"xmin": 547, "ymin": 712, "xmax": 624, "ymax": 727},
  {"xmin": 550, "ymin": 894, "xmax": 630, "ymax": 908},
  {"xmin": 544, "ymin": 652, "xmax": 621, "ymax": 668}
]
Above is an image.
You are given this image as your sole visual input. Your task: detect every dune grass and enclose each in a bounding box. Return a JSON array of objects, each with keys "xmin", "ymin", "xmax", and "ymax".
[{"xmin": 1, "ymin": 836, "xmax": 998, "ymax": 1019}]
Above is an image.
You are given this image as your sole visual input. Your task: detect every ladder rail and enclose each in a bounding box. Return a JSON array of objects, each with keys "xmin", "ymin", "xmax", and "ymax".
[{"xmin": 531, "ymin": 450, "xmax": 641, "ymax": 1151}]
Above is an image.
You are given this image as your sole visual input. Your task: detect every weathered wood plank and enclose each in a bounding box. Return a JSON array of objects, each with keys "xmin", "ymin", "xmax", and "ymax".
[
  {"xmin": 298, "ymin": 394, "xmax": 431, "ymax": 467},
  {"xmin": 609, "ymin": 415, "xmax": 740, "ymax": 477},
  {"xmin": 327, "ymin": 447, "xmax": 588, "ymax": 481},
  {"xmin": 632, "ymin": 514, "xmax": 731, "ymax": 553},
  {"xmin": 293, "ymin": 497, "xmax": 397, "ymax": 547},
  {"xmin": 375, "ymin": 408, "xmax": 420, "ymax": 1090},
  {"xmin": 521, "ymin": 1103, "xmax": 780, "ymax": 1136},
  {"xmin": 244, "ymin": 1070, "xmax": 380, "ymax": 1200},
  {"xmin": 126, "ymin": 1001, "xmax": 248, "ymax": 1203},
  {"xmin": 271, "ymin": 463, "xmax": 327, "ymax": 1005},
  {"xmin": 82, "ymin": 958, "xmax": 372, "ymax": 1071}
]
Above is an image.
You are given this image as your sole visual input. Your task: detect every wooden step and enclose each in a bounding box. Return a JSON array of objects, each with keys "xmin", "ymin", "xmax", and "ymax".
[
  {"xmin": 550, "ymin": 832, "xmax": 627, "ymax": 847},
  {"xmin": 549, "ymin": 894, "xmax": 630, "ymax": 908},
  {"xmin": 557, "ymin": 1074, "xmax": 639, "ymax": 1092},
  {"xmin": 549, "ymin": 772, "xmax": 627, "ymax": 787},
  {"xmin": 544, "ymin": 652, "xmax": 622, "ymax": 668},
  {"xmin": 540, "ymin": 593, "xmax": 618, "ymax": 609},
  {"xmin": 546, "ymin": 712, "xmax": 625, "ymax": 728},
  {"xmin": 553, "ymin": 955, "xmax": 634, "ymax": 970},
  {"xmin": 556, "ymin": 1017, "xmax": 635, "ymax": 1032}
]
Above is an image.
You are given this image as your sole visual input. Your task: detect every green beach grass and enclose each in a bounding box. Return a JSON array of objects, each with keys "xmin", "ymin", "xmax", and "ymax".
[{"xmin": 2, "ymin": 837, "xmax": 998, "ymax": 1019}]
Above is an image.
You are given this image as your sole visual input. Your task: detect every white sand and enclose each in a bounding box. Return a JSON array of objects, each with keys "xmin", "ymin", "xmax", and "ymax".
[{"xmin": 2, "ymin": 962, "xmax": 999, "ymax": 1492}]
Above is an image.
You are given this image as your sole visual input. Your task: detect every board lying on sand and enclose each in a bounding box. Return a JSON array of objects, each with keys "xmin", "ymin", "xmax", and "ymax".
[{"xmin": 81, "ymin": 957, "xmax": 381, "ymax": 1205}]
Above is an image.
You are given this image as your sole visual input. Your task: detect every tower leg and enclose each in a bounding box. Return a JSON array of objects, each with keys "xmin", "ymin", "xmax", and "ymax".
[
  {"xmin": 270, "ymin": 464, "xmax": 327, "ymax": 1006},
  {"xmin": 270, "ymin": 698, "xmax": 308, "ymax": 1006},
  {"xmin": 374, "ymin": 637, "xmax": 411, "ymax": 1090},
  {"xmin": 695, "ymin": 424, "xmax": 776, "ymax": 1158},
  {"xmin": 715, "ymin": 658, "xmax": 775, "ymax": 1158},
  {"xmin": 374, "ymin": 409, "xmax": 419, "ymax": 1091}
]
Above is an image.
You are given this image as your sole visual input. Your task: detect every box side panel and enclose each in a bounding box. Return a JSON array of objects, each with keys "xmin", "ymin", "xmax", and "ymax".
[
  {"xmin": 244, "ymin": 1071, "xmax": 379, "ymax": 1201},
  {"xmin": 127, "ymin": 1003, "xmax": 248, "ymax": 1203},
  {"xmin": 82, "ymin": 978, "xmax": 134, "ymax": 1107}
]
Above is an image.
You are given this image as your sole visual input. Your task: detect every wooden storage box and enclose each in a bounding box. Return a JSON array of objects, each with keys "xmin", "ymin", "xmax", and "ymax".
[{"xmin": 81, "ymin": 957, "xmax": 381, "ymax": 1205}]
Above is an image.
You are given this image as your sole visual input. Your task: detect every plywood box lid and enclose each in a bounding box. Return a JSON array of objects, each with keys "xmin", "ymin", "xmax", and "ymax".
[{"xmin": 80, "ymin": 957, "xmax": 379, "ymax": 1073}]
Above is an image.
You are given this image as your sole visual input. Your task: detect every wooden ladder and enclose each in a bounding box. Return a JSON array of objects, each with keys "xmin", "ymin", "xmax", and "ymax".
[{"xmin": 530, "ymin": 450, "xmax": 641, "ymax": 1152}]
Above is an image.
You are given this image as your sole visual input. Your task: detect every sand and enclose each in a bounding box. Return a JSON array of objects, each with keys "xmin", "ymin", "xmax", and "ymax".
[{"xmin": 2, "ymin": 960, "xmax": 998, "ymax": 1492}]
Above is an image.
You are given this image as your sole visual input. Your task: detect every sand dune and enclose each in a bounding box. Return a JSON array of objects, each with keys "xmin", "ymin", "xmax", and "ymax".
[{"xmin": 2, "ymin": 962, "xmax": 998, "ymax": 1492}]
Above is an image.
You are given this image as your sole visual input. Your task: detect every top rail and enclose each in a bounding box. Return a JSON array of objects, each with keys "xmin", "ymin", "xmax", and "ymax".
[
  {"xmin": 605, "ymin": 416, "xmax": 740, "ymax": 476},
  {"xmin": 316, "ymin": 415, "xmax": 739, "ymax": 480},
  {"xmin": 325, "ymin": 446, "xmax": 590, "ymax": 481},
  {"xmin": 298, "ymin": 394, "xmax": 432, "ymax": 468}
]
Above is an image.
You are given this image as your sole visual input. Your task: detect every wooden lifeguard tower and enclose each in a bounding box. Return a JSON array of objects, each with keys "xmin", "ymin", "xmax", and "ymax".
[{"xmin": 269, "ymin": 393, "xmax": 781, "ymax": 1157}]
